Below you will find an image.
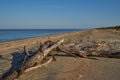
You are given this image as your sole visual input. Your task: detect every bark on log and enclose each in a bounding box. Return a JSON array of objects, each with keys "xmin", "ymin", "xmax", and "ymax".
[
  {"xmin": 57, "ymin": 44, "xmax": 87, "ymax": 58},
  {"xmin": 25, "ymin": 58, "xmax": 53, "ymax": 72},
  {"xmin": 90, "ymin": 50, "xmax": 120, "ymax": 58},
  {"xmin": 57, "ymin": 43, "xmax": 120, "ymax": 58},
  {"xmin": 1, "ymin": 39, "xmax": 64, "ymax": 80}
]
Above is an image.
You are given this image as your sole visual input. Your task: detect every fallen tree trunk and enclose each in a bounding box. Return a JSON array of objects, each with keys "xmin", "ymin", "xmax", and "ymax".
[
  {"xmin": 89, "ymin": 50, "xmax": 120, "ymax": 58},
  {"xmin": 57, "ymin": 44, "xmax": 87, "ymax": 58},
  {"xmin": 1, "ymin": 39, "xmax": 64, "ymax": 80},
  {"xmin": 25, "ymin": 57, "xmax": 53, "ymax": 72},
  {"xmin": 1, "ymin": 39, "xmax": 120, "ymax": 80},
  {"xmin": 56, "ymin": 43, "xmax": 120, "ymax": 58}
]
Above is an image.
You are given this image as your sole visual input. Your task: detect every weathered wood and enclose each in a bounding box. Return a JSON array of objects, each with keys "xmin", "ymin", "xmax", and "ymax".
[
  {"xmin": 1, "ymin": 39, "xmax": 64, "ymax": 80},
  {"xmin": 90, "ymin": 50, "xmax": 120, "ymax": 58},
  {"xmin": 22, "ymin": 46, "xmax": 30, "ymax": 66},
  {"xmin": 57, "ymin": 44, "xmax": 87, "ymax": 58},
  {"xmin": 21, "ymin": 39, "xmax": 63, "ymax": 71},
  {"xmin": 25, "ymin": 58, "xmax": 53, "ymax": 72},
  {"xmin": 56, "ymin": 43, "xmax": 120, "ymax": 58},
  {"xmin": 1, "ymin": 39, "xmax": 120, "ymax": 80},
  {"xmin": 24, "ymin": 46, "xmax": 30, "ymax": 56}
]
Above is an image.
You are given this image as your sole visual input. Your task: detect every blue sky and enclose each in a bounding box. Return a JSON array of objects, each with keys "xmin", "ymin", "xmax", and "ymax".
[{"xmin": 0, "ymin": 0, "xmax": 120, "ymax": 29}]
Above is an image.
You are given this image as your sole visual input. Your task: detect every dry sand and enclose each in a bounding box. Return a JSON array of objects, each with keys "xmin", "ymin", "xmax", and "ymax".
[{"xmin": 0, "ymin": 29, "xmax": 120, "ymax": 80}]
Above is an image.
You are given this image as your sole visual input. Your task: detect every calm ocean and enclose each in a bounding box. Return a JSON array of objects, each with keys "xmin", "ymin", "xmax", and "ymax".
[{"xmin": 0, "ymin": 29, "xmax": 82, "ymax": 42}]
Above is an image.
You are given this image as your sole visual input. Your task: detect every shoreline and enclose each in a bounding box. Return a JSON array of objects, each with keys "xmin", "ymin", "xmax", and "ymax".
[
  {"xmin": 0, "ymin": 29, "xmax": 85, "ymax": 43},
  {"xmin": 0, "ymin": 29, "xmax": 83, "ymax": 43}
]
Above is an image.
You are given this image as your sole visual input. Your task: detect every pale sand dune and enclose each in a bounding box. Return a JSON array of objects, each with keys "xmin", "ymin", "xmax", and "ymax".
[{"xmin": 0, "ymin": 29, "xmax": 120, "ymax": 80}]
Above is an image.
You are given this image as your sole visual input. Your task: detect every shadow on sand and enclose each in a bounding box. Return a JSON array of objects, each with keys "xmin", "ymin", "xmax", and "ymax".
[
  {"xmin": 1, "ymin": 51, "xmax": 100, "ymax": 79},
  {"xmin": 1, "ymin": 51, "xmax": 34, "ymax": 79}
]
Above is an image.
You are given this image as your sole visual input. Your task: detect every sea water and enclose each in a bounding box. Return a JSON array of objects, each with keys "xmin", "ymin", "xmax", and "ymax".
[{"xmin": 0, "ymin": 29, "xmax": 82, "ymax": 42}]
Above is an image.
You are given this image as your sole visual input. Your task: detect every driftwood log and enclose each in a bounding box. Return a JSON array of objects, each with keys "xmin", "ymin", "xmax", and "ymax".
[
  {"xmin": 57, "ymin": 44, "xmax": 87, "ymax": 58},
  {"xmin": 1, "ymin": 39, "xmax": 120, "ymax": 80},
  {"xmin": 57, "ymin": 42, "xmax": 120, "ymax": 58},
  {"xmin": 1, "ymin": 39, "xmax": 64, "ymax": 80}
]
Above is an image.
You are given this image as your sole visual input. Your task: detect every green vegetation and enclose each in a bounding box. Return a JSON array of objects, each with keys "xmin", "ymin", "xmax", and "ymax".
[{"xmin": 98, "ymin": 25, "xmax": 120, "ymax": 30}]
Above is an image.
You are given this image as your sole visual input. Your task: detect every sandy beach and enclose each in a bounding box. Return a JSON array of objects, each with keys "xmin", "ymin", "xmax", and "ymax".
[{"xmin": 0, "ymin": 29, "xmax": 120, "ymax": 80}]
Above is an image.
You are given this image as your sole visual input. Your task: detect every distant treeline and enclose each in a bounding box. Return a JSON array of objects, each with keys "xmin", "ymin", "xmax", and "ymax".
[{"xmin": 98, "ymin": 25, "xmax": 120, "ymax": 30}]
